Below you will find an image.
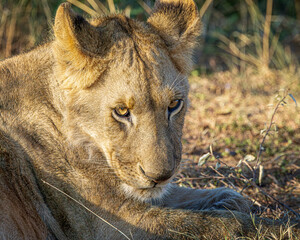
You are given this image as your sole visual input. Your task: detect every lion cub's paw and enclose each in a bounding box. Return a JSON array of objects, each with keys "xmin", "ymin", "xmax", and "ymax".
[{"xmin": 207, "ymin": 188, "xmax": 251, "ymax": 213}]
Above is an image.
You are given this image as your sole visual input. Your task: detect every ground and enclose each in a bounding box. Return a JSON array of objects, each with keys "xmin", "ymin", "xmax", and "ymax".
[{"xmin": 178, "ymin": 69, "xmax": 300, "ymax": 220}]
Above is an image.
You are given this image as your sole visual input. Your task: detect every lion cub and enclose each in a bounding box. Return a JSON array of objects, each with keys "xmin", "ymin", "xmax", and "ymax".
[{"xmin": 0, "ymin": 0, "xmax": 289, "ymax": 239}]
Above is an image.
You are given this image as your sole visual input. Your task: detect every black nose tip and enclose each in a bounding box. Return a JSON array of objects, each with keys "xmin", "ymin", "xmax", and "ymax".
[{"xmin": 139, "ymin": 165, "xmax": 173, "ymax": 184}]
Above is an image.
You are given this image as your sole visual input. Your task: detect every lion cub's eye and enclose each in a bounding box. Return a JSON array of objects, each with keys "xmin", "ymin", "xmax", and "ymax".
[
  {"xmin": 168, "ymin": 99, "xmax": 183, "ymax": 117},
  {"xmin": 114, "ymin": 106, "xmax": 130, "ymax": 118}
]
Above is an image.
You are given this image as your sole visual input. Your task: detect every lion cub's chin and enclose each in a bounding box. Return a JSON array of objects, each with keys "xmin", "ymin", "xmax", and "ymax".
[{"xmin": 121, "ymin": 183, "xmax": 171, "ymax": 202}]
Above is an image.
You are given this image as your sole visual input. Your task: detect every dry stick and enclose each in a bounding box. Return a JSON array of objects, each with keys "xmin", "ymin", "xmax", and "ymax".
[
  {"xmin": 209, "ymin": 144, "xmax": 229, "ymax": 168},
  {"xmin": 209, "ymin": 165, "xmax": 225, "ymax": 178},
  {"xmin": 199, "ymin": 0, "xmax": 213, "ymax": 19},
  {"xmin": 41, "ymin": 179, "xmax": 131, "ymax": 240},
  {"xmin": 250, "ymin": 182, "xmax": 300, "ymax": 219}
]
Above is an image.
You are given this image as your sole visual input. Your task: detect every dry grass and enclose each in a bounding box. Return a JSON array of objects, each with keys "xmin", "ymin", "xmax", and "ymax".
[
  {"xmin": 178, "ymin": 69, "xmax": 300, "ymax": 223},
  {"xmin": 215, "ymin": 0, "xmax": 298, "ymax": 73},
  {"xmin": 175, "ymin": 67, "xmax": 300, "ymax": 238}
]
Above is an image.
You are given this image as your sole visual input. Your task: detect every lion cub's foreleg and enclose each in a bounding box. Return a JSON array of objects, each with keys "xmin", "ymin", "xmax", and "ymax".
[{"xmin": 160, "ymin": 184, "xmax": 251, "ymax": 213}]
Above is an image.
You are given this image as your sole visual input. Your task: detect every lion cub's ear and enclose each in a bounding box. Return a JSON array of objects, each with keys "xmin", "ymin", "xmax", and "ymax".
[
  {"xmin": 147, "ymin": 0, "xmax": 201, "ymax": 74},
  {"xmin": 53, "ymin": 3, "xmax": 110, "ymax": 90}
]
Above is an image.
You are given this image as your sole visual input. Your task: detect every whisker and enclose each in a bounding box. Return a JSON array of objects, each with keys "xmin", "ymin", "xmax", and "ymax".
[{"xmin": 169, "ymin": 72, "xmax": 182, "ymax": 90}]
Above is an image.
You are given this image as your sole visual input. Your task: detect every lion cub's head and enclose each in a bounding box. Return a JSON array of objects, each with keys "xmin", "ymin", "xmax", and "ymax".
[{"xmin": 53, "ymin": 0, "xmax": 200, "ymax": 201}]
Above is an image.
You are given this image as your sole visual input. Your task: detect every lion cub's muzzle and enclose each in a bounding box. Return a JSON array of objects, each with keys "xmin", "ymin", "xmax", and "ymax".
[{"xmin": 138, "ymin": 164, "xmax": 175, "ymax": 185}]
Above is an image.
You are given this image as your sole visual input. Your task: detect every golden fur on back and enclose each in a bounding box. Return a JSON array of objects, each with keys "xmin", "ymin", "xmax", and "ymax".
[{"xmin": 0, "ymin": 1, "xmax": 298, "ymax": 239}]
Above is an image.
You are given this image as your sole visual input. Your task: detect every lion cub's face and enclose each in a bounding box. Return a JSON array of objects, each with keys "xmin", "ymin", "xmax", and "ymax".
[
  {"xmin": 83, "ymin": 49, "xmax": 188, "ymax": 200},
  {"xmin": 53, "ymin": 1, "xmax": 200, "ymax": 201}
]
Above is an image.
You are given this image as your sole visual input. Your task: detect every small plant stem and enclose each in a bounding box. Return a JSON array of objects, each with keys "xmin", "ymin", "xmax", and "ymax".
[{"xmin": 255, "ymin": 94, "xmax": 287, "ymax": 170}]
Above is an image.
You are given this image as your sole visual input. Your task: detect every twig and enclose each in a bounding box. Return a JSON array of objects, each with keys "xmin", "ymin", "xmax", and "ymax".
[
  {"xmin": 209, "ymin": 166, "xmax": 225, "ymax": 177},
  {"xmin": 250, "ymin": 182, "xmax": 300, "ymax": 219},
  {"xmin": 241, "ymin": 160, "xmax": 255, "ymax": 177},
  {"xmin": 209, "ymin": 144, "xmax": 230, "ymax": 168}
]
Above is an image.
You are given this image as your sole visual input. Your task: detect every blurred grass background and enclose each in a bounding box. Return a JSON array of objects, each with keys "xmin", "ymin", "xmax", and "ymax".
[{"xmin": 0, "ymin": 0, "xmax": 299, "ymax": 74}]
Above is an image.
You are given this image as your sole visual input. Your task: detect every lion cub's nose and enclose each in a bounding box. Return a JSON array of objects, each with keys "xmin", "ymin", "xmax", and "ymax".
[{"xmin": 139, "ymin": 165, "xmax": 173, "ymax": 184}]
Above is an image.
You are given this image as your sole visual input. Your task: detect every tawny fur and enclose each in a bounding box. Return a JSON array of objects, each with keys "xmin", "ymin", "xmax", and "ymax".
[{"xmin": 0, "ymin": 1, "xmax": 298, "ymax": 239}]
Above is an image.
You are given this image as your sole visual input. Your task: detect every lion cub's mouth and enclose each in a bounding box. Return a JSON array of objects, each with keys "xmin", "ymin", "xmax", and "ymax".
[{"xmin": 121, "ymin": 182, "xmax": 171, "ymax": 202}]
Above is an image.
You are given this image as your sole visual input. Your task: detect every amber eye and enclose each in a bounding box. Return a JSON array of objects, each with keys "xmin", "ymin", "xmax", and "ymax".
[
  {"xmin": 168, "ymin": 99, "xmax": 183, "ymax": 115},
  {"xmin": 114, "ymin": 106, "xmax": 130, "ymax": 118}
]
